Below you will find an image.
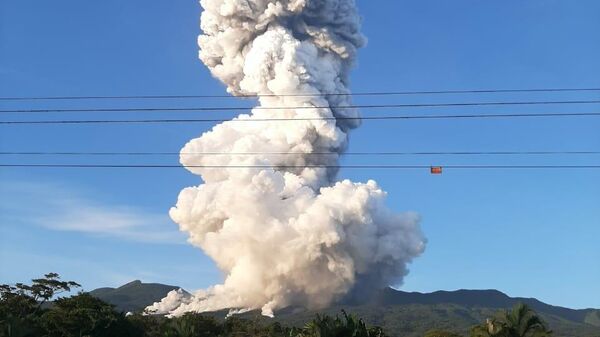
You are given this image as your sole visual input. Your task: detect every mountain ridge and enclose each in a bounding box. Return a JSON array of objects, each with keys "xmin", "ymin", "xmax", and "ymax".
[
  {"xmin": 88, "ymin": 281, "xmax": 600, "ymax": 337},
  {"xmin": 365, "ymin": 287, "xmax": 599, "ymax": 323},
  {"xmin": 89, "ymin": 280, "xmax": 184, "ymax": 313}
]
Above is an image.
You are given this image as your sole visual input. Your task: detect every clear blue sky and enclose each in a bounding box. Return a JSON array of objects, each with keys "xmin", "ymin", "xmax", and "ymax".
[{"xmin": 1, "ymin": 0, "xmax": 599, "ymax": 309}]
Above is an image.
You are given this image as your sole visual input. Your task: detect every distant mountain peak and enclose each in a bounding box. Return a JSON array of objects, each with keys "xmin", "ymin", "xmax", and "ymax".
[
  {"xmin": 90, "ymin": 280, "xmax": 181, "ymax": 313},
  {"xmin": 118, "ymin": 280, "xmax": 143, "ymax": 289}
]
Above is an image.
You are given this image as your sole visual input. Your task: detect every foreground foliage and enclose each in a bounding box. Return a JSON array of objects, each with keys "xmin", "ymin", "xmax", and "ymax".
[
  {"xmin": 470, "ymin": 304, "xmax": 552, "ymax": 337},
  {"xmin": 0, "ymin": 274, "xmax": 558, "ymax": 337}
]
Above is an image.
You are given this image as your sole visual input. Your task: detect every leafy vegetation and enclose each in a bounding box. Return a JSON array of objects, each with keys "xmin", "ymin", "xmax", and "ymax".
[
  {"xmin": 1, "ymin": 274, "xmax": 598, "ymax": 337},
  {"xmin": 470, "ymin": 304, "xmax": 552, "ymax": 337}
]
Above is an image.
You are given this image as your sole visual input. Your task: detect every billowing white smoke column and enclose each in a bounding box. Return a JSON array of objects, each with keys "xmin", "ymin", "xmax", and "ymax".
[{"xmin": 148, "ymin": 0, "xmax": 426, "ymax": 317}]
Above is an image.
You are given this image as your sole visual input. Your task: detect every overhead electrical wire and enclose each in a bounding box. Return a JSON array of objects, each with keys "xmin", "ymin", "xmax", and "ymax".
[
  {"xmin": 2, "ymin": 87, "xmax": 600, "ymax": 101},
  {"xmin": 3, "ymin": 99, "xmax": 600, "ymax": 114},
  {"xmin": 1, "ymin": 151, "xmax": 598, "ymax": 156},
  {"xmin": 2, "ymin": 111, "xmax": 600, "ymax": 124},
  {"xmin": 3, "ymin": 89, "xmax": 598, "ymax": 172},
  {"xmin": 0, "ymin": 164, "xmax": 598, "ymax": 170}
]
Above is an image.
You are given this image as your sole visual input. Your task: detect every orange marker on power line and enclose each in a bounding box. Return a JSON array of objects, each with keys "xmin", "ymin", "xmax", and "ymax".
[{"xmin": 430, "ymin": 166, "xmax": 443, "ymax": 174}]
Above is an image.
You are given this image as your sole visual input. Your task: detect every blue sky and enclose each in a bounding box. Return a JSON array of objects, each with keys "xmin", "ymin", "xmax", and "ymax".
[{"xmin": 1, "ymin": 0, "xmax": 599, "ymax": 309}]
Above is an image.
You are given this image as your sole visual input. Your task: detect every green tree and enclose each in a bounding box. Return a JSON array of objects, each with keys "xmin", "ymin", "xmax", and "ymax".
[
  {"xmin": 164, "ymin": 313, "xmax": 222, "ymax": 337},
  {"xmin": 0, "ymin": 315, "xmax": 36, "ymax": 337},
  {"xmin": 296, "ymin": 310, "xmax": 388, "ymax": 337},
  {"xmin": 0, "ymin": 273, "xmax": 81, "ymax": 337},
  {"xmin": 471, "ymin": 304, "xmax": 552, "ymax": 337},
  {"xmin": 40, "ymin": 293, "xmax": 138, "ymax": 337},
  {"xmin": 125, "ymin": 314, "xmax": 165, "ymax": 337},
  {"xmin": 219, "ymin": 316, "xmax": 288, "ymax": 337}
]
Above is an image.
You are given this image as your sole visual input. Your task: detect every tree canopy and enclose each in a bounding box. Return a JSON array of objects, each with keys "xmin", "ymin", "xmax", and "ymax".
[
  {"xmin": 471, "ymin": 304, "xmax": 552, "ymax": 337},
  {"xmin": 1, "ymin": 273, "xmax": 558, "ymax": 337}
]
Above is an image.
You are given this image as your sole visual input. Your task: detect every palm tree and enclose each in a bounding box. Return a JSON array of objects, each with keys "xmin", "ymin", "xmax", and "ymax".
[
  {"xmin": 471, "ymin": 304, "xmax": 552, "ymax": 337},
  {"xmin": 296, "ymin": 311, "xmax": 384, "ymax": 337},
  {"xmin": 500, "ymin": 304, "xmax": 552, "ymax": 337}
]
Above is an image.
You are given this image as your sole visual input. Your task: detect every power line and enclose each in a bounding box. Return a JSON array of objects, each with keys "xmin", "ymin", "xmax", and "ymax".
[
  {"xmin": 1, "ymin": 151, "xmax": 598, "ymax": 156},
  {"xmin": 2, "ymin": 111, "xmax": 600, "ymax": 125},
  {"xmin": 3, "ymin": 99, "xmax": 600, "ymax": 114},
  {"xmin": 0, "ymin": 164, "xmax": 598, "ymax": 169},
  {"xmin": 2, "ymin": 87, "xmax": 600, "ymax": 101}
]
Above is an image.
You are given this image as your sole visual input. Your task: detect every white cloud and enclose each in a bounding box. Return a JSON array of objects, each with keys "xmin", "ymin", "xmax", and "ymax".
[{"xmin": 0, "ymin": 180, "xmax": 185, "ymax": 244}]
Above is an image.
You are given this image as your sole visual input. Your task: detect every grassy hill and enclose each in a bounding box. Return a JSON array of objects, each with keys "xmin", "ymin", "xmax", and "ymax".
[{"xmin": 90, "ymin": 282, "xmax": 600, "ymax": 337}]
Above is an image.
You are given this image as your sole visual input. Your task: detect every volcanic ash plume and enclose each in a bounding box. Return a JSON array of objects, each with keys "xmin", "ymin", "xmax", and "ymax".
[{"xmin": 147, "ymin": 0, "xmax": 426, "ymax": 317}]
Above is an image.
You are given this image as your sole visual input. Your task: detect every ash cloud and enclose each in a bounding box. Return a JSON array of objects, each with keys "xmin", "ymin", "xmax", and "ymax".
[{"xmin": 148, "ymin": 0, "xmax": 426, "ymax": 317}]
